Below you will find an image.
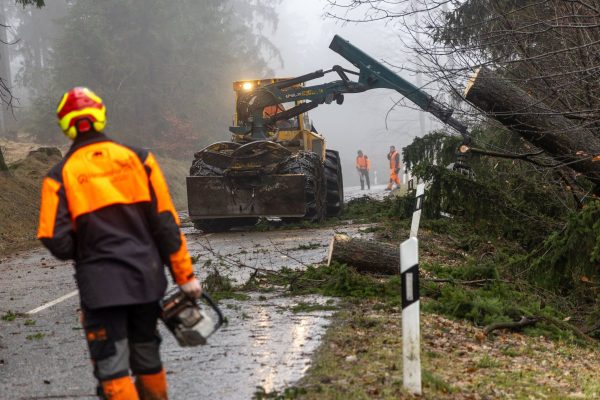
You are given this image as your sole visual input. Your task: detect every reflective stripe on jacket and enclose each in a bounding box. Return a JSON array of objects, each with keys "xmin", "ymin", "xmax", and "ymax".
[
  {"xmin": 356, "ymin": 155, "xmax": 368, "ymax": 170},
  {"xmin": 37, "ymin": 133, "xmax": 194, "ymax": 309},
  {"xmin": 388, "ymin": 150, "xmax": 400, "ymax": 169}
]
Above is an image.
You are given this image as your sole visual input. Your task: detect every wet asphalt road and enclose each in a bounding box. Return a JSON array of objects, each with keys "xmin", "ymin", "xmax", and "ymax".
[{"xmin": 0, "ymin": 186, "xmax": 386, "ymax": 399}]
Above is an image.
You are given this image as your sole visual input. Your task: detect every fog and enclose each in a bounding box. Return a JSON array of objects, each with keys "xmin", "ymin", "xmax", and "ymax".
[
  {"xmin": 1, "ymin": 0, "xmax": 444, "ymax": 186},
  {"xmin": 273, "ymin": 1, "xmax": 440, "ymax": 185}
]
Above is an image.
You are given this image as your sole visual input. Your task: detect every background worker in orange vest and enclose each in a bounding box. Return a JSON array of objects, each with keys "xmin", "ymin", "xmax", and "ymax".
[
  {"xmin": 37, "ymin": 87, "xmax": 201, "ymax": 400},
  {"xmin": 386, "ymin": 145, "xmax": 401, "ymax": 190},
  {"xmin": 356, "ymin": 150, "xmax": 370, "ymax": 190}
]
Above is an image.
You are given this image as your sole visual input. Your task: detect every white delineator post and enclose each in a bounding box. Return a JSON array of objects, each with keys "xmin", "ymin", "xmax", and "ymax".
[
  {"xmin": 401, "ymin": 183, "xmax": 424, "ymax": 395},
  {"xmin": 409, "ymin": 183, "xmax": 424, "ymax": 239}
]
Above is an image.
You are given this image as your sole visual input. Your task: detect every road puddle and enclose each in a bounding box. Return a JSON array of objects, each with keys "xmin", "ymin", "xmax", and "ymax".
[{"xmin": 164, "ymin": 293, "xmax": 335, "ymax": 399}]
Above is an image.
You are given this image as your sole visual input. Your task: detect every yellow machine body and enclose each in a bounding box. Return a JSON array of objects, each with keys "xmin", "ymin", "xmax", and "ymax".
[{"xmin": 186, "ymin": 78, "xmax": 344, "ymax": 231}]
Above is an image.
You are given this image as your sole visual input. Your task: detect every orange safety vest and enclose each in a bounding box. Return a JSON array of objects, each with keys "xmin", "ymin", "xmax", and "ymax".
[
  {"xmin": 37, "ymin": 133, "xmax": 194, "ymax": 308},
  {"xmin": 389, "ymin": 150, "xmax": 400, "ymax": 169},
  {"xmin": 263, "ymin": 104, "xmax": 285, "ymax": 118},
  {"xmin": 356, "ymin": 155, "xmax": 368, "ymax": 170}
]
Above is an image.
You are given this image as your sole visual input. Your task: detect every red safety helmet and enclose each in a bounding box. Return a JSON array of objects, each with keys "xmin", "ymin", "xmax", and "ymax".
[{"xmin": 56, "ymin": 87, "xmax": 106, "ymax": 140}]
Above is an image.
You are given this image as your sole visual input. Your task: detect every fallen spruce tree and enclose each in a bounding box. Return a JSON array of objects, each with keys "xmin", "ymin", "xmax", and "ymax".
[
  {"xmin": 464, "ymin": 67, "xmax": 600, "ymax": 194},
  {"xmin": 321, "ymin": 65, "xmax": 600, "ymax": 338}
]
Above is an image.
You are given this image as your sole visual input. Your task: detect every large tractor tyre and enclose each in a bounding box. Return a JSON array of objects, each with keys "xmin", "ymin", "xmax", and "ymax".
[
  {"xmin": 278, "ymin": 151, "xmax": 326, "ymax": 223},
  {"xmin": 192, "ymin": 218, "xmax": 258, "ymax": 233},
  {"xmin": 324, "ymin": 149, "xmax": 344, "ymax": 217}
]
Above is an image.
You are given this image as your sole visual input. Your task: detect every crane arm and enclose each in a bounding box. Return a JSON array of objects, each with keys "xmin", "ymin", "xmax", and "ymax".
[
  {"xmin": 329, "ymin": 35, "xmax": 470, "ymax": 142},
  {"xmin": 232, "ymin": 35, "xmax": 470, "ymax": 147}
]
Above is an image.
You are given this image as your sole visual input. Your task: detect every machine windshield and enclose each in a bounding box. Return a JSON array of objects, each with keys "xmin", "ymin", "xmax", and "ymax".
[{"xmin": 263, "ymin": 101, "xmax": 299, "ymax": 131}]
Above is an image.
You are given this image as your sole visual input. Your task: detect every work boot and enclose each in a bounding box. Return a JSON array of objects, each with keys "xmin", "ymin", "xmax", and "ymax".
[
  {"xmin": 135, "ymin": 369, "xmax": 168, "ymax": 400},
  {"xmin": 101, "ymin": 376, "xmax": 139, "ymax": 400}
]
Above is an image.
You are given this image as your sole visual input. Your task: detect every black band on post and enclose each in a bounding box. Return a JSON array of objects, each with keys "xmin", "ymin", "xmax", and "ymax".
[
  {"xmin": 414, "ymin": 194, "xmax": 424, "ymax": 212},
  {"xmin": 401, "ymin": 264, "xmax": 420, "ymax": 309}
]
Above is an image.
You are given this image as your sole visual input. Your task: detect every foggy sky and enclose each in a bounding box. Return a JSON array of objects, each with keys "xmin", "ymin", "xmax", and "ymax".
[
  {"xmin": 5, "ymin": 1, "xmax": 443, "ymax": 186},
  {"xmin": 272, "ymin": 0, "xmax": 441, "ymax": 185}
]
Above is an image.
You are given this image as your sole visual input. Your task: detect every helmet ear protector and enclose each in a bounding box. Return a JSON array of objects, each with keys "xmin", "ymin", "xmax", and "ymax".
[{"xmin": 57, "ymin": 87, "xmax": 106, "ymax": 140}]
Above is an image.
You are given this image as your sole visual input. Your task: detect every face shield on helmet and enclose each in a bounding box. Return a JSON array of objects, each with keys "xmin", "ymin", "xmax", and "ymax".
[{"xmin": 56, "ymin": 87, "xmax": 106, "ymax": 140}]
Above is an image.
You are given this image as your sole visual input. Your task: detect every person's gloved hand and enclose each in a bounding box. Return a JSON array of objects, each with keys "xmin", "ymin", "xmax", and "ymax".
[{"xmin": 180, "ymin": 277, "xmax": 202, "ymax": 299}]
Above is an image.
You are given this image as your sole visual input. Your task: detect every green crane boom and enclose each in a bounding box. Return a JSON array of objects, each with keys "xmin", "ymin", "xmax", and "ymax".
[{"xmin": 231, "ymin": 35, "xmax": 470, "ymax": 146}]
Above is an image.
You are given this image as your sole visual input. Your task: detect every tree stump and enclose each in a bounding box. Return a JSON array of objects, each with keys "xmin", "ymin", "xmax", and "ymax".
[{"xmin": 327, "ymin": 234, "xmax": 400, "ymax": 275}]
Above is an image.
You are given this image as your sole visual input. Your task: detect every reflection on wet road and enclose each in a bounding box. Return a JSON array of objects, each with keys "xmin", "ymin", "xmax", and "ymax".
[
  {"xmin": 166, "ymin": 294, "xmax": 333, "ymax": 399},
  {"xmin": 0, "ymin": 185, "xmax": 386, "ymax": 399}
]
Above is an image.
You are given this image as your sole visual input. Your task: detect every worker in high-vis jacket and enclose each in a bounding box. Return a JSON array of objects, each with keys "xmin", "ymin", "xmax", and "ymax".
[
  {"xmin": 37, "ymin": 87, "xmax": 201, "ymax": 400},
  {"xmin": 356, "ymin": 150, "xmax": 370, "ymax": 190},
  {"xmin": 386, "ymin": 145, "xmax": 401, "ymax": 190}
]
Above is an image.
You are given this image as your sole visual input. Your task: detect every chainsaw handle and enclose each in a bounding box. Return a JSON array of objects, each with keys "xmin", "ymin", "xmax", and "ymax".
[
  {"xmin": 170, "ymin": 287, "xmax": 225, "ymax": 328},
  {"xmin": 199, "ymin": 292, "xmax": 225, "ymax": 328}
]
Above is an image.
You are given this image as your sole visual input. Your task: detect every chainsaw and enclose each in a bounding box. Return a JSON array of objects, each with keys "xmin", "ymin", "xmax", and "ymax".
[{"xmin": 160, "ymin": 289, "xmax": 225, "ymax": 347}]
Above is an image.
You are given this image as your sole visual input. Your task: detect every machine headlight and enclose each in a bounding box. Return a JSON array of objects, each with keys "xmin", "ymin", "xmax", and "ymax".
[{"xmin": 242, "ymin": 82, "xmax": 254, "ymax": 91}]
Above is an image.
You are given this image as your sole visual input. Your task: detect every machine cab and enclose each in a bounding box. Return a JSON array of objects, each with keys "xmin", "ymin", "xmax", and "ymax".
[{"xmin": 231, "ymin": 79, "xmax": 325, "ymax": 160}]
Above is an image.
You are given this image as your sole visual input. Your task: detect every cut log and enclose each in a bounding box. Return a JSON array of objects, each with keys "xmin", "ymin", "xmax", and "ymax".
[
  {"xmin": 464, "ymin": 67, "xmax": 600, "ymax": 191},
  {"xmin": 327, "ymin": 234, "xmax": 399, "ymax": 275}
]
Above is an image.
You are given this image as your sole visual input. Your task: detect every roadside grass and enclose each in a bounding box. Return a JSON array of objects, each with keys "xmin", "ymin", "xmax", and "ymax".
[
  {"xmin": 475, "ymin": 354, "xmax": 500, "ymax": 368},
  {"xmin": 288, "ymin": 302, "xmax": 338, "ymax": 314},
  {"xmin": 189, "ymin": 195, "xmax": 599, "ymax": 398},
  {"xmin": 243, "ymin": 194, "xmax": 600, "ymax": 399},
  {"xmin": 240, "ymin": 257, "xmax": 579, "ymax": 343},
  {"xmin": 244, "ymin": 266, "xmax": 599, "ymax": 398},
  {"xmin": 341, "ymin": 195, "xmax": 413, "ymax": 223},
  {"xmin": 255, "ymin": 300, "xmax": 600, "ymax": 399}
]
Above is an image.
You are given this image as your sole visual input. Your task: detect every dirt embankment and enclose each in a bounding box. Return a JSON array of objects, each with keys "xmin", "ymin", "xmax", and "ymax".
[
  {"xmin": 155, "ymin": 155, "xmax": 189, "ymax": 210},
  {"xmin": 0, "ymin": 147, "xmax": 62, "ymax": 255},
  {"xmin": 0, "ymin": 141, "xmax": 190, "ymax": 256}
]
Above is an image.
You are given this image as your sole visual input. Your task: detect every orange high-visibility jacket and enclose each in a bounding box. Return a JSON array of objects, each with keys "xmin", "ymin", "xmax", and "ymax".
[
  {"xmin": 388, "ymin": 150, "xmax": 400, "ymax": 170},
  {"xmin": 356, "ymin": 155, "xmax": 369, "ymax": 170},
  {"xmin": 37, "ymin": 133, "xmax": 194, "ymax": 309}
]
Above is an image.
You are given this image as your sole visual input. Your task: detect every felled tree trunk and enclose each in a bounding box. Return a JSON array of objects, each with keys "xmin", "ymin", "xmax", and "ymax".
[
  {"xmin": 464, "ymin": 67, "xmax": 600, "ymax": 191},
  {"xmin": 327, "ymin": 234, "xmax": 399, "ymax": 275}
]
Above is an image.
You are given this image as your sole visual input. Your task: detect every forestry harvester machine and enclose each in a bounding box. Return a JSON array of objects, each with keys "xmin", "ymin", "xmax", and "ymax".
[{"xmin": 187, "ymin": 35, "xmax": 471, "ymax": 232}]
